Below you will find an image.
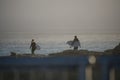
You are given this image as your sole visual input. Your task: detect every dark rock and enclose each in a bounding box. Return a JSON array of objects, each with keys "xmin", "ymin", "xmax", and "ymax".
[
  {"xmin": 49, "ymin": 49, "xmax": 105, "ymax": 56},
  {"xmin": 112, "ymin": 43, "xmax": 120, "ymax": 54},
  {"xmin": 104, "ymin": 49, "xmax": 113, "ymax": 55},
  {"xmin": 10, "ymin": 52, "xmax": 17, "ymax": 56}
]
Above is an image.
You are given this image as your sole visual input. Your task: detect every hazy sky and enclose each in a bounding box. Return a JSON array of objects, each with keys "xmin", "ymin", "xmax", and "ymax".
[{"xmin": 0, "ymin": 0, "xmax": 120, "ymax": 34}]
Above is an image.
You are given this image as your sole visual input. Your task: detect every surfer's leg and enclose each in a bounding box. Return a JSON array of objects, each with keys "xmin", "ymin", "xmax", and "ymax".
[
  {"xmin": 31, "ymin": 48, "xmax": 35, "ymax": 55},
  {"xmin": 31, "ymin": 49, "xmax": 33, "ymax": 54}
]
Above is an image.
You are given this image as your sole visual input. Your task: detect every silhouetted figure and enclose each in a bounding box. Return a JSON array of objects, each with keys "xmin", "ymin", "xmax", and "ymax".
[
  {"xmin": 72, "ymin": 36, "xmax": 81, "ymax": 50},
  {"xmin": 30, "ymin": 39, "xmax": 36, "ymax": 55}
]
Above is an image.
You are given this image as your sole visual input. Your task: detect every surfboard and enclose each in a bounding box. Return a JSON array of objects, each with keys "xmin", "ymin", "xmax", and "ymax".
[
  {"xmin": 66, "ymin": 40, "xmax": 73, "ymax": 46},
  {"xmin": 36, "ymin": 44, "xmax": 41, "ymax": 50},
  {"xmin": 66, "ymin": 40, "xmax": 81, "ymax": 47}
]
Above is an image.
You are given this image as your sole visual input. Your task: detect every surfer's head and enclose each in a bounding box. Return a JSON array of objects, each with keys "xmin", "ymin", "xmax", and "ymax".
[
  {"xmin": 32, "ymin": 39, "xmax": 34, "ymax": 42},
  {"xmin": 74, "ymin": 36, "xmax": 77, "ymax": 38}
]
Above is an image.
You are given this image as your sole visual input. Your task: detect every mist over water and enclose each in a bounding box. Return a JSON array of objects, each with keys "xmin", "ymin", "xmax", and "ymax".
[
  {"xmin": 0, "ymin": 33, "xmax": 120, "ymax": 56},
  {"xmin": 0, "ymin": 0, "xmax": 120, "ymax": 56}
]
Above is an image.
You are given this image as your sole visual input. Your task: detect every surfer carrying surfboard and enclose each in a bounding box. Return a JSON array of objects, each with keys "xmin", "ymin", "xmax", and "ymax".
[
  {"xmin": 72, "ymin": 36, "xmax": 81, "ymax": 50},
  {"xmin": 30, "ymin": 39, "xmax": 36, "ymax": 55},
  {"xmin": 67, "ymin": 36, "xmax": 81, "ymax": 50}
]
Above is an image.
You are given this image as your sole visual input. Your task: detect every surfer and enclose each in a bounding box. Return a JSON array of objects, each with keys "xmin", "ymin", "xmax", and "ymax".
[
  {"xmin": 72, "ymin": 36, "xmax": 81, "ymax": 50},
  {"xmin": 66, "ymin": 36, "xmax": 81, "ymax": 50},
  {"xmin": 30, "ymin": 39, "xmax": 36, "ymax": 55}
]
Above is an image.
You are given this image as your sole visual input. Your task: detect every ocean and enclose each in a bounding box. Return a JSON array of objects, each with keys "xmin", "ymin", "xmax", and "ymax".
[{"xmin": 0, "ymin": 33, "xmax": 120, "ymax": 56}]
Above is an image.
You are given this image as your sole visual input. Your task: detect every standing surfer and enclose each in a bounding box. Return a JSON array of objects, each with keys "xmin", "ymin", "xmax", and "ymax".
[
  {"xmin": 30, "ymin": 39, "xmax": 36, "ymax": 55},
  {"xmin": 66, "ymin": 36, "xmax": 81, "ymax": 50},
  {"xmin": 72, "ymin": 36, "xmax": 81, "ymax": 50}
]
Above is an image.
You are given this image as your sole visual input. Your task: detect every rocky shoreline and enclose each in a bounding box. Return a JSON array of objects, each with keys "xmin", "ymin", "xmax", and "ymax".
[{"xmin": 10, "ymin": 43, "xmax": 120, "ymax": 57}]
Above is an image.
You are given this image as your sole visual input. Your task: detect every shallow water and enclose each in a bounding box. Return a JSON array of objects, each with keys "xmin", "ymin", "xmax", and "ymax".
[{"xmin": 0, "ymin": 33, "xmax": 120, "ymax": 56}]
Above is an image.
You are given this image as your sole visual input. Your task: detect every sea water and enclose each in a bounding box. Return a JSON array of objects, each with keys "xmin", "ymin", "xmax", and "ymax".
[{"xmin": 0, "ymin": 33, "xmax": 120, "ymax": 56}]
